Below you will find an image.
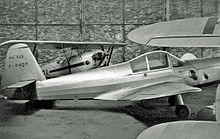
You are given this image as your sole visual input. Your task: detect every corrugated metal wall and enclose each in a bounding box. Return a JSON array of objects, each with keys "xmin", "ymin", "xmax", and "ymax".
[{"xmin": 0, "ymin": 0, "xmax": 218, "ymax": 62}]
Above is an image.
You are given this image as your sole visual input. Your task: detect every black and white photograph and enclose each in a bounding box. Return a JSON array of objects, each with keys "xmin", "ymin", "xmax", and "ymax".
[{"xmin": 0, "ymin": 0, "xmax": 219, "ymax": 139}]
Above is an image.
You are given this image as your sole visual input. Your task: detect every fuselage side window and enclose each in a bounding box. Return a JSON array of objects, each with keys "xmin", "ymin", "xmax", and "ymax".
[
  {"xmin": 169, "ymin": 55, "xmax": 184, "ymax": 67},
  {"xmin": 147, "ymin": 52, "xmax": 169, "ymax": 70},
  {"xmin": 130, "ymin": 56, "xmax": 148, "ymax": 73}
]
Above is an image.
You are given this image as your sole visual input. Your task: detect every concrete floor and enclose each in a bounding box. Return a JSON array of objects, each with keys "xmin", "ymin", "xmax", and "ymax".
[{"xmin": 0, "ymin": 84, "xmax": 216, "ymax": 139}]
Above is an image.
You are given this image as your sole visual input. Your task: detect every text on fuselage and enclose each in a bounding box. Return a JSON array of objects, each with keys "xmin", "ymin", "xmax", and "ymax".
[
  {"xmin": 8, "ymin": 62, "xmax": 28, "ymax": 68},
  {"xmin": 9, "ymin": 55, "xmax": 24, "ymax": 60}
]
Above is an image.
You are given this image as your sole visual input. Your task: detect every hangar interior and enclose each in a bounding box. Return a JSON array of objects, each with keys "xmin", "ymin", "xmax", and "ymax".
[
  {"xmin": 0, "ymin": 1, "xmax": 219, "ymax": 139},
  {"xmin": 0, "ymin": 0, "xmax": 219, "ymax": 61}
]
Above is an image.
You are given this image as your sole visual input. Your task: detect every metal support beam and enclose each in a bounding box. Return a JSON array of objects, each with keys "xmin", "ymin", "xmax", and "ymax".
[
  {"xmin": 163, "ymin": 0, "xmax": 170, "ymax": 21},
  {"xmin": 166, "ymin": 0, "xmax": 170, "ymax": 21},
  {"xmin": 122, "ymin": 0, "xmax": 126, "ymax": 62},
  {"xmin": 35, "ymin": 0, "xmax": 38, "ymax": 40},
  {"xmin": 79, "ymin": 0, "xmax": 85, "ymax": 41}
]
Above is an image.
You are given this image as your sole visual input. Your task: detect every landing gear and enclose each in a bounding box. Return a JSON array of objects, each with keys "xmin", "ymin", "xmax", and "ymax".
[
  {"xmin": 168, "ymin": 95, "xmax": 191, "ymax": 118},
  {"xmin": 175, "ymin": 105, "xmax": 191, "ymax": 118},
  {"xmin": 168, "ymin": 95, "xmax": 184, "ymax": 106}
]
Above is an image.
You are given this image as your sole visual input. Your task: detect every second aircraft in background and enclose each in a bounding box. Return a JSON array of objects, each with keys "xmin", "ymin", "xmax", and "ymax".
[{"xmin": 0, "ymin": 40, "xmax": 126, "ymax": 78}]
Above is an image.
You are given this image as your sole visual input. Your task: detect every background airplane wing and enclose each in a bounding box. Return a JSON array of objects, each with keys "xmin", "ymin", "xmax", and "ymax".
[
  {"xmin": 127, "ymin": 17, "xmax": 220, "ymax": 47},
  {"xmin": 140, "ymin": 35, "xmax": 220, "ymax": 48},
  {"xmin": 0, "ymin": 40, "xmax": 126, "ymax": 49},
  {"xmin": 94, "ymin": 82, "xmax": 201, "ymax": 101},
  {"xmin": 127, "ymin": 17, "xmax": 218, "ymax": 44}
]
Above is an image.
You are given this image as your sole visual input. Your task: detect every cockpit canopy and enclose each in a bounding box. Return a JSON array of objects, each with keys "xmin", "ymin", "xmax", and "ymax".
[{"xmin": 129, "ymin": 51, "xmax": 184, "ymax": 73}]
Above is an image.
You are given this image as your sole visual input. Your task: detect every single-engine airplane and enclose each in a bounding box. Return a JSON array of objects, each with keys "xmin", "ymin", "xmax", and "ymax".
[
  {"xmin": 0, "ymin": 40, "xmax": 126, "ymax": 78},
  {"xmin": 136, "ymin": 83, "xmax": 220, "ymax": 139},
  {"xmin": 0, "ymin": 42, "xmax": 217, "ymax": 118},
  {"xmin": 1, "ymin": 17, "xmax": 220, "ymax": 119}
]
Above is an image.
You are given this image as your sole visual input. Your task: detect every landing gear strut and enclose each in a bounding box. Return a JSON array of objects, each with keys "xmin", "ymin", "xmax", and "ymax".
[{"xmin": 168, "ymin": 95, "xmax": 191, "ymax": 118}]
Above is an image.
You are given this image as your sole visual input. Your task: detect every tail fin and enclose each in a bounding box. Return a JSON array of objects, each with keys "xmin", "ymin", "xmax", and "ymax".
[
  {"xmin": 181, "ymin": 53, "xmax": 197, "ymax": 61},
  {"xmin": 1, "ymin": 43, "xmax": 46, "ymax": 89},
  {"xmin": 216, "ymin": 84, "xmax": 220, "ymax": 122}
]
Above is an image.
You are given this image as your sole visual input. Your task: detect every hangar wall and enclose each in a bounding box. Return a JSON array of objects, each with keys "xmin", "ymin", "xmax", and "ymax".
[{"xmin": 0, "ymin": 0, "xmax": 219, "ymax": 61}]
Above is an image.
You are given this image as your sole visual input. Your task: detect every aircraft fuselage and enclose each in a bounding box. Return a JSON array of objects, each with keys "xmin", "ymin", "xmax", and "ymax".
[{"xmin": 36, "ymin": 52, "xmax": 220, "ymax": 100}]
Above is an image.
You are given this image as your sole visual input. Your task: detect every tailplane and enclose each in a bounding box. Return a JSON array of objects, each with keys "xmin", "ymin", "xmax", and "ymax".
[{"xmin": 0, "ymin": 43, "xmax": 45, "ymax": 100}]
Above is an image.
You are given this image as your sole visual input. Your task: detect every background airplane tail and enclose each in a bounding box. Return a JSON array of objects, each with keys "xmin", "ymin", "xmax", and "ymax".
[
  {"xmin": 0, "ymin": 43, "xmax": 45, "ymax": 100},
  {"xmin": 216, "ymin": 84, "xmax": 220, "ymax": 122}
]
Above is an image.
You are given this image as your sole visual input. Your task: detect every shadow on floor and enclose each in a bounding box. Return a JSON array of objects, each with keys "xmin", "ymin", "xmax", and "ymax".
[{"xmin": 0, "ymin": 97, "xmax": 214, "ymax": 127}]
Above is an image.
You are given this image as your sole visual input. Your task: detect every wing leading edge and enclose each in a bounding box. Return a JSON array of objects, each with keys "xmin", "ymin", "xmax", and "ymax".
[
  {"xmin": 94, "ymin": 82, "xmax": 201, "ymax": 101},
  {"xmin": 0, "ymin": 40, "xmax": 127, "ymax": 49}
]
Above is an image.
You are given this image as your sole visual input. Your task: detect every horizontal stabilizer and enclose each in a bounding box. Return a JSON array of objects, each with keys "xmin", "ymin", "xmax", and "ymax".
[
  {"xmin": 1, "ymin": 80, "xmax": 37, "ymax": 100},
  {"xmin": 6, "ymin": 100, "xmax": 30, "ymax": 104},
  {"xmin": 94, "ymin": 82, "xmax": 201, "ymax": 101},
  {"xmin": 2, "ymin": 80, "xmax": 36, "ymax": 89},
  {"xmin": 205, "ymin": 105, "xmax": 214, "ymax": 110}
]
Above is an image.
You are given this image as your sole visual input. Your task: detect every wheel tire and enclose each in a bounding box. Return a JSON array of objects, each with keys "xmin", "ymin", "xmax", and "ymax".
[
  {"xmin": 168, "ymin": 96, "xmax": 176, "ymax": 106},
  {"xmin": 42, "ymin": 100, "xmax": 55, "ymax": 109},
  {"xmin": 32, "ymin": 100, "xmax": 55, "ymax": 109},
  {"xmin": 175, "ymin": 105, "xmax": 191, "ymax": 118}
]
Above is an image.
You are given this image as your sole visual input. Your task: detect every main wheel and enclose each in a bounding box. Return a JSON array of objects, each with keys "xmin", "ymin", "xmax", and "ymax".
[
  {"xmin": 175, "ymin": 105, "xmax": 191, "ymax": 118},
  {"xmin": 31, "ymin": 100, "xmax": 55, "ymax": 109}
]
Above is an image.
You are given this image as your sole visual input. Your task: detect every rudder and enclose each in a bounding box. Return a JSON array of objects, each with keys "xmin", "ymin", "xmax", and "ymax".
[{"xmin": 1, "ymin": 43, "xmax": 45, "ymax": 90}]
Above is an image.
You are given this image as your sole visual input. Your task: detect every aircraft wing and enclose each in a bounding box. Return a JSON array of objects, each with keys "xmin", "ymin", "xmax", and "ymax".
[
  {"xmin": 94, "ymin": 82, "xmax": 201, "ymax": 101},
  {"xmin": 0, "ymin": 40, "xmax": 127, "ymax": 49},
  {"xmin": 127, "ymin": 17, "xmax": 220, "ymax": 47},
  {"xmin": 136, "ymin": 34, "xmax": 220, "ymax": 47}
]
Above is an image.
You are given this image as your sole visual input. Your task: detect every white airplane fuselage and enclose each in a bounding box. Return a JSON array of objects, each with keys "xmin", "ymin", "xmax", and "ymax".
[
  {"xmin": 36, "ymin": 55, "xmax": 220, "ymax": 100},
  {"xmin": 1, "ymin": 44, "xmax": 220, "ymax": 118}
]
